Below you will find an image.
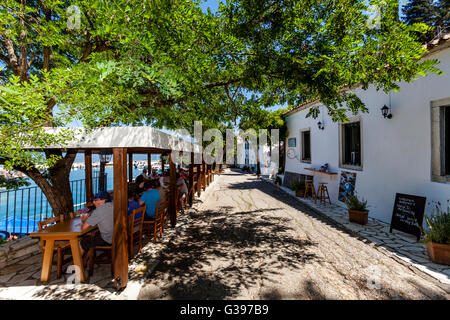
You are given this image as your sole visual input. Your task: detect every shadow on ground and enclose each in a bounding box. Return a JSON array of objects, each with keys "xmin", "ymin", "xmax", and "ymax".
[{"xmin": 139, "ymin": 204, "xmax": 320, "ymax": 300}]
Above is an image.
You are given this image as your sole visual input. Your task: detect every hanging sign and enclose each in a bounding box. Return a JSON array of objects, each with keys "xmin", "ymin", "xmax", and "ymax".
[{"xmin": 389, "ymin": 193, "xmax": 426, "ymax": 241}]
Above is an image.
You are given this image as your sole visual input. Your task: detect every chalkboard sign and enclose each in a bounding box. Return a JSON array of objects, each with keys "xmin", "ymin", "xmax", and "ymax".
[{"xmin": 390, "ymin": 193, "xmax": 426, "ymax": 240}]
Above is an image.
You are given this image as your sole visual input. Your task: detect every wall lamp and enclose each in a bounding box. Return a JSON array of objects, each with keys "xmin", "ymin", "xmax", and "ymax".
[
  {"xmin": 381, "ymin": 104, "xmax": 392, "ymax": 119},
  {"xmin": 317, "ymin": 121, "xmax": 325, "ymax": 130}
]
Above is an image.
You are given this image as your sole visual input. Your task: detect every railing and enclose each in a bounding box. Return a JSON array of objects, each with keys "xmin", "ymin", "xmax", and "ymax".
[{"xmin": 0, "ymin": 173, "xmax": 107, "ymax": 238}]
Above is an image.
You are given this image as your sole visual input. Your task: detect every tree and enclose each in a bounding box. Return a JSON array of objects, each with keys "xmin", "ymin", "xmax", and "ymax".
[
  {"xmin": 436, "ymin": 0, "xmax": 450, "ymax": 28},
  {"xmin": 239, "ymin": 105, "xmax": 287, "ymax": 177},
  {"xmin": 403, "ymin": 0, "xmax": 436, "ymax": 25},
  {"xmin": 0, "ymin": 0, "xmax": 241, "ymax": 216},
  {"xmin": 221, "ymin": 0, "xmax": 442, "ymax": 122},
  {"xmin": 0, "ymin": 0, "xmax": 443, "ymax": 217}
]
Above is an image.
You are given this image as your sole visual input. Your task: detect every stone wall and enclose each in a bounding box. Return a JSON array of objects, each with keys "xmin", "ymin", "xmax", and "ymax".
[{"xmin": 0, "ymin": 237, "xmax": 41, "ymax": 269}]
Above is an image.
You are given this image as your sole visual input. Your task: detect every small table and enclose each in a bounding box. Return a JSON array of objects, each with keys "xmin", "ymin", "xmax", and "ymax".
[
  {"xmin": 30, "ymin": 217, "xmax": 97, "ymax": 283},
  {"xmin": 304, "ymin": 168, "xmax": 338, "ymax": 176}
]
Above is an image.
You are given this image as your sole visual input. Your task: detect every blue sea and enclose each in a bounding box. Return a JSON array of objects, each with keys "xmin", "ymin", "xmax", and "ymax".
[{"xmin": 0, "ymin": 153, "xmax": 162, "ymax": 237}]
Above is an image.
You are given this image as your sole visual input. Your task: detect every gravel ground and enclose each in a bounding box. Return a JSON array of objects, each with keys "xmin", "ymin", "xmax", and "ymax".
[{"xmin": 138, "ymin": 170, "xmax": 450, "ymax": 300}]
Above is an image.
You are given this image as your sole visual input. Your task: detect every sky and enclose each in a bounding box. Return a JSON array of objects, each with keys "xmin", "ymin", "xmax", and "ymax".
[{"xmin": 18, "ymin": 0, "xmax": 411, "ymax": 130}]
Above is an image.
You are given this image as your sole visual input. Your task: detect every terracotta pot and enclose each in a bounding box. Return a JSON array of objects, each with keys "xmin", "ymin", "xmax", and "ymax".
[
  {"xmin": 295, "ymin": 189, "xmax": 305, "ymax": 197},
  {"xmin": 426, "ymin": 242, "xmax": 450, "ymax": 265},
  {"xmin": 348, "ymin": 209, "xmax": 369, "ymax": 225}
]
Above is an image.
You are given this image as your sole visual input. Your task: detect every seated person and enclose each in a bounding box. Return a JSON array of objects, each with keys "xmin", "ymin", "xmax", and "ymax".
[
  {"xmin": 159, "ymin": 171, "xmax": 169, "ymax": 189},
  {"xmin": 142, "ymin": 168, "xmax": 149, "ymax": 180},
  {"xmin": 133, "ymin": 174, "xmax": 145, "ymax": 196},
  {"xmin": 138, "ymin": 180, "xmax": 161, "ymax": 221},
  {"xmin": 154, "ymin": 178, "xmax": 166, "ymax": 200},
  {"xmin": 176, "ymin": 173, "xmax": 188, "ymax": 197},
  {"xmin": 128, "ymin": 187, "xmax": 141, "ymax": 216},
  {"xmin": 150, "ymin": 168, "xmax": 159, "ymax": 179},
  {"xmin": 79, "ymin": 191, "xmax": 114, "ymax": 256}
]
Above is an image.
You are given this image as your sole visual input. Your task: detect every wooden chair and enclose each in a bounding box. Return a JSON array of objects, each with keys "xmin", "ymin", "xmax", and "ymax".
[
  {"xmin": 128, "ymin": 205, "xmax": 146, "ymax": 257},
  {"xmin": 87, "ymin": 244, "xmax": 113, "ymax": 277},
  {"xmin": 316, "ymin": 182, "xmax": 331, "ymax": 205},
  {"xmin": 304, "ymin": 178, "xmax": 317, "ymax": 201},
  {"xmin": 143, "ymin": 199, "xmax": 166, "ymax": 243},
  {"xmin": 37, "ymin": 215, "xmax": 71, "ymax": 279}
]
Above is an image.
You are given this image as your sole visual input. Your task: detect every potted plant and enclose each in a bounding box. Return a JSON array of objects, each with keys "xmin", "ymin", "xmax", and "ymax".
[
  {"xmin": 421, "ymin": 204, "xmax": 450, "ymax": 265},
  {"xmin": 344, "ymin": 194, "xmax": 369, "ymax": 225},
  {"xmin": 291, "ymin": 180, "xmax": 306, "ymax": 197},
  {"xmin": 275, "ymin": 175, "xmax": 282, "ymax": 185}
]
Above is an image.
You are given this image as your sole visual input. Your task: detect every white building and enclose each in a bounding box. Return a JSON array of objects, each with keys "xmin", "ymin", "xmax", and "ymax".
[{"xmin": 283, "ymin": 33, "xmax": 450, "ymax": 224}]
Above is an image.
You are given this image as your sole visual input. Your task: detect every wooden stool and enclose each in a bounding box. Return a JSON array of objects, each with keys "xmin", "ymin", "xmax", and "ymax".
[
  {"xmin": 304, "ymin": 181, "xmax": 316, "ymax": 201},
  {"xmin": 316, "ymin": 182, "xmax": 331, "ymax": 205}
]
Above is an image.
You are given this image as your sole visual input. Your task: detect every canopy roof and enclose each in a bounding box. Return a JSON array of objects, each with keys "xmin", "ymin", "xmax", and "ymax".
[{"xmin": 25, "ymin": 127, "xmax": 202, "ymax": 154}]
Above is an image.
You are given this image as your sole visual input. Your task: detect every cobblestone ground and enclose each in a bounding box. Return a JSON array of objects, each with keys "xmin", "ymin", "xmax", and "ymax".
[{"xmin": 138, "ymin": 170, "xmax": 450, "ymax": 300}]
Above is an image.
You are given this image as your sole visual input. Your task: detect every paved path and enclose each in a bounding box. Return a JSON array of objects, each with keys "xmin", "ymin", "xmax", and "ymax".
[{"xmin": 138, "ymin": 170, "xmax": 450, "ymax": 300}]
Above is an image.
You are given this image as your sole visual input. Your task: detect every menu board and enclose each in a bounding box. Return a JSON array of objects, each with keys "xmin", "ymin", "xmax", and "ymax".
[{"xmin": 389, "ymin": 193, "xmax": 426, "ymax": 240}]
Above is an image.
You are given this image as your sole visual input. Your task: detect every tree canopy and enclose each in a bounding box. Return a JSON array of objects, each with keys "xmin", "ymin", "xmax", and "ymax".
[
  {"xmin": 403, "ymin": 0, "xmax": 449, "ymax": 42},
  {"xmin": 0, "ymin": 0, "xmax": 443, "ymax": 172}
]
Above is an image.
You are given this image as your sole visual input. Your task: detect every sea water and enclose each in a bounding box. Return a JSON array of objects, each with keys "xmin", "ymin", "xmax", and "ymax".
[{"xmin": 0, "ymin": 154, "xmax": 162, "ymax": 236}]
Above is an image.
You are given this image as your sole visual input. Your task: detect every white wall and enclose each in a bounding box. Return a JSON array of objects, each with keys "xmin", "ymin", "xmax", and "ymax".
[{"xmin": 285, "ymin": 47, "xmax": 450, "ymax": 223}]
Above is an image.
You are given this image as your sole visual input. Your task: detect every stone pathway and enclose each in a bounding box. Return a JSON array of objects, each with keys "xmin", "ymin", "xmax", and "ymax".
[
  {"xmin": 263, "ymin": 177, "xmax": 450, "ymax": 286},
  {"xmin": 1, "ymin": 169, "xmax": 449, "ymax": 300},
  {"xmin": 0, "ymin": 180, "xmax": 218, "ymax": 300},
  {"xmin": 137, "ymin": 170, "xmax": 449, "ymax": 299}
]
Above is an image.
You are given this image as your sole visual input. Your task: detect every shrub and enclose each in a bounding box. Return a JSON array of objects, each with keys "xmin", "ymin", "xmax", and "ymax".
[
  {"xmin": 291, "ymin": 180, "xmax": 306, "ymax": 191},
  {"xmin": 421, "ymin": 205, "xmax": 450, "ymax": 245},
  {"xmin": 344, "ymin": 194, "xmax": 368, "ymax": 211},
  {"xmin": 275, "ymin": 175, "xmax": 282, "ymax": 184}
]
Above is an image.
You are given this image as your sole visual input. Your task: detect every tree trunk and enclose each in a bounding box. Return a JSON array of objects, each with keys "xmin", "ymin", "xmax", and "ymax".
[{"xmin": 16, "ymin": 149, "xmax": 78, "ymax": 219}]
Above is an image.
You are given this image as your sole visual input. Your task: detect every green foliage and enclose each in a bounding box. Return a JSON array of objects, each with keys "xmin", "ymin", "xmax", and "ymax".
[
  {"xmin": 0, "ymin": 0, "xmax": 443, "ymax": 179},
  {"xmin": 345, "ymin": 194, "xmax": 368, "ymax": 211},
  {"xmin": 0, "ymin": 175, "xmax": 31, "ymax": 190},
  {"xmin": 421, "ymin": 204, "xmax": 450, "ymax": 245},
  {"xmin": 223, "ymin": 0, "xmax": 442, "ymax": 123},
  {"xmin": 275, "ymin": 175, "xmax": 282, "ymax": 184},
  {"xmin": 291, "ymin": 179, "xmax": 306, "ymax": 191}
]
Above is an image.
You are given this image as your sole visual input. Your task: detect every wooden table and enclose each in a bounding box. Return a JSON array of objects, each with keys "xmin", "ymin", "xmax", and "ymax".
[
  {"xmin": 30, "ymin": 217, "xmax": 97, "ymax": 283},
  {"xmin": 304, "ymin": 168, "xmax": 338, "ymax": 175}
]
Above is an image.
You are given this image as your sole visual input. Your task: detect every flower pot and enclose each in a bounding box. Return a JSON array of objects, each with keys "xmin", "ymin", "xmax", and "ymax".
[
  {"xmin": 426, "ymin": 242, "xmax": 450, "ymax": 265},
  {"xmin": 295, "ymin": 189, "xmax": 305, "ymax": 197},
  {"xmin": 348, "ymin": 209, "xmax": 369, "ymax": 225}
]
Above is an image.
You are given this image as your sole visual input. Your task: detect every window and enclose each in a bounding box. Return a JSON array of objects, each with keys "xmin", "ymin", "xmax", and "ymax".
[
  {"xmin": 339, "ymin": 118, "xmax": 363, "ymax": 170},
  {"xmin": 431, "ymin": 98, "xmax": 450, "ymax": 182},
  {"xmin": 445, "ymin": 106, "xmax": 450, "ymax": 175},
  {"xmin": 301, "ymin": 129, "xmax": 311, "ymax": 162}
]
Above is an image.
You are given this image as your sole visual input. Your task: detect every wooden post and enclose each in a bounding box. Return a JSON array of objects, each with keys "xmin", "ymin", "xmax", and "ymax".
[
  {"xmin": 168, "ymin": 152, "xmax": 177, "ymax": 227},
  {"xmin": 196, "ymin": 161, "xmax": 201, "ymax": 196},
  {"xmin": 189, "ymin": 152, "xmax": 194, "ymax": 207},
  {"xmin": 202, "ymin": 161, "xmax": 206, "ymax": 191},
  {"xmin": 112, "ymin": 148, "xmax": 129, "ymax": 291},
  {"xmin": 208, "ymin": 164, "xmax": 212, "ymax": 186},
  {"xmin": 161, "ymin": 154, "xmax": 165, "ymax": 173},
  {"xmin": 128, "ymin": 153, "xmax": 133, "ymax": 183},
  {"xmin": 148, "ymin": 153, "xmax": 152, "ymax": 171},
  {"xmin": 84, "ymin": 150, "xmax": 93, "ymax": 206}
]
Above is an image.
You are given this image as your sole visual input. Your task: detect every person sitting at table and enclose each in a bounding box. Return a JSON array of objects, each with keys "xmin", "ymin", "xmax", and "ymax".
[
  {"xmin": 138, "ymin": 180, "xmax": 161, "ymax": 221},
  {"xmin": 150, "ymin": 168, "xmax": 159, "ymax": 179},
  {"xmin": 79, "ymin": 191, "xmax": 114, "ymax": 256},
  {"xmin": 176, "ymin": 172, "xmax": 188, "ymax": 198},
  {"xmin": 154, "ymin": 178, "xmax": 166, "ymax": 200},
  {"xmin": 133, "ymin": 174, "xmax": 145, "ymax": 196},
  {"xmin": 142, "ymin": 168, "xmax": 150, "ymax": 180},
  {"xmin": 128, "ymin": 187, "xmax": 141, "ymax": 216},
  {"xmin": 159, "ymin": 171, "xmax": 169, "ymax": 189}
]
